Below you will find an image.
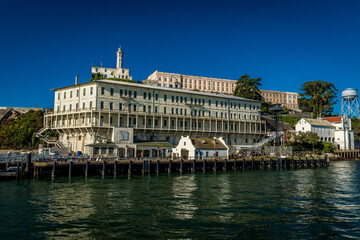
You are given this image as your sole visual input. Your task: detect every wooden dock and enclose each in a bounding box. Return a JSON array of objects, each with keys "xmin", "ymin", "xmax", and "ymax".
[
  {"xmin": 0, "ymin": 155, "xmax": 332, "ymax": 179},
  {"xmin": 24, "ymin": 156, "xmax": 329, "ymax": 178}
]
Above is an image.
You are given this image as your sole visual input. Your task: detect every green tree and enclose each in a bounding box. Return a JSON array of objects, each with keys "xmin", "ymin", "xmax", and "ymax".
[
  {"xmin": 299, "ymin": 80, "xmax": 338, "ymax": 118},
  {"xmin": 0, "ymin": 110, "xmax": 44, "ymax": 149},
  {"xmin": 233, "ymin": 74, "xmax": 262, "ymax": 101}
]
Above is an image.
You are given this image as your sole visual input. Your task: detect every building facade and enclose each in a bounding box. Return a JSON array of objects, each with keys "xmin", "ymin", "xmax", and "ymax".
[
  {"xmin": 172, "ymin": 136, "xmax": 229, "ymax": 160},
  {"xmin": 260, "ymin": 90, "xmax": 299, "ymax": 109},
  {"xmin": 295, "ymin": 117, "xmax": 354, "ymax": 150},
  {"xmin": 144, "ymin": 71, "xmax": 300, "ymax": 109},
  {"xmin": 43, "ymin": 79, "xmax": 266, "ymax": 157},
  {"xmin": 91, "ymin": 47, "xmax": 133, "ymax": 80},
  {"xmin": 143, "ymin": 70, "xmax": 236, "ymax": 95}
]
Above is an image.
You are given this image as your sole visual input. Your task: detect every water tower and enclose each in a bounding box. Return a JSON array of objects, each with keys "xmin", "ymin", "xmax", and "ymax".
[{"xmin": 341, "ymin": 88, "xmax": 360, "ymax": 119}]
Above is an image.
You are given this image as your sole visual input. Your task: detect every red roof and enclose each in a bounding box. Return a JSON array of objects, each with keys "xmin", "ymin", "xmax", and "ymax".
[{"xmin": 323, "ymin": 116, "xmax": 343, "ymax": 123}]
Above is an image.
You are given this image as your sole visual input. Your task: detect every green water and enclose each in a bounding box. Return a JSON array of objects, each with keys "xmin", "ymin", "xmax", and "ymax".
[{"xmin": 1, "ymin": 161, "xmax": 359, "ymax": 239}]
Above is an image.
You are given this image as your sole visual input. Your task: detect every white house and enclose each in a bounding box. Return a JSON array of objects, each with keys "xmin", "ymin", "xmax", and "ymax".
[
  {"xmin": 295, "ymin": 117, "xmax": 354, "ymax": 150},
  {"xmin": 172, "ymin": 136, "xmax": 229, "ymax": 159},
  {"xmin": 323, "ymin": 116, "xmax": 355, "ymax": 150}
]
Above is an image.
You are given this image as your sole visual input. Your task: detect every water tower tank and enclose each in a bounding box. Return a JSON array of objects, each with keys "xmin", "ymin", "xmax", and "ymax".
[{"xmin": 342, "ymin": 88, "xmax": 358, "ymax": 100}]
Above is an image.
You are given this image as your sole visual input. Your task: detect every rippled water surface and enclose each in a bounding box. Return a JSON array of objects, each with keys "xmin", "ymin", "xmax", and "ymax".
[{"xmin": 1, "ymin": 161, "xmax": 360, "ymax": 239}]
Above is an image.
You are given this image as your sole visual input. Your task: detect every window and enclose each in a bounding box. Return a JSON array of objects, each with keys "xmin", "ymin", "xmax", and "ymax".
[
  {"xmin": 110, "ymin": 102, "xmax": 113, "ymax": 110},
  {"xmin": 64, "ymin": 92, "xmax": 67, "ymax": 99},
  {"xmin": 172, "ymin": 96, "xmax": 175, "ymax": 102},
  {"xmin": 164, "ymin": 119, "xmax": 167, "ymax": 127},
  {"xmin": 110, "ymin": 88, "xmax": 114, "ymax": 96},
  {"xmin": 90, "ymin": 101, "xmax": 93, "ymax": 108},
  {"xmin": 133, "ymin": 105, "xmax": 136, "ymax": 111},
  {"xmin": 184, "ymin": 97, "xmax": 187, "ymax": 104},
  {"xmin": 101, "ymin": 87, "xmax": 105, "ymax": 95},
  {"xmin": 164, "ymin": 107, "xmax": 167, "ymax": 114},
  {"xmin": 90, "ymin": 87, "xmax": 93, "ymax": 95},
  {"xmin": 164, "ymin": 94, "xmax": 167, "ymax": 102},
  {"xmin": 100, "ymin": 101, "xmax": 104, "ymax": 109},
  {"xmin": 155, "ymin": 94, "xmax": 158, "ymax": 100},
  {"xmin": 69, "ymin": 104, "xmax": 72, "ymax": 111},
  {"xmin": 216, "ymin": 101, "xmax": 218, "ymax": 107},
  {"xmin": 70, "ymin": 91, "xmax": 72, "ymax": 98},
  {"xmin": 176, "ymin": 96, "xmax": 179, "ymax": 103},
  {"xmin": 149, "ymin": 93, "xmax": 152, "ymax": 100},
  {"xmin": 143, "ymin": 105, "xmax": 146, "ymax": 112},
  {"xmin": 134, "ymin": 91, "xmax": 137, "ymax": 98},
  {"xmin": 209, "ymin": 100, "xmax": 211, "ymax": 106},
  {"xmin": 120, "ymin": 89, "xmax": 123, "ymax": 97},
  {"xmin": 110, "ymin": 117, "xmax": 113, "ymax": 125},
  {"xmin": 57, "ymin": 93, "xmax": 60, "ymax": 100},
  {"xmin": 63, "ymin": 105, "xmax": 66, "ymax": 111},
  {"xmin": 125, "ymin": 90, "xmax": 127, "ymax": 96},
  {"xmin": 155, "ymin": 106, "xmax": 158, "ymax": 113},
  {"xmin": 83, "ymin": 102, "xmax": 85, "ymax": 109},
  {"xmin": 119, "ymin": 103, "xmax": 122, "ymax": 110},
  {"xmin": 76, "ymin": 89, "xmax": 79, "ymax": 97},
  {"xmin": 172, "ymin": 108, "xmax": 174, "ymax": 114},
  {"xmin": 129, "ymin": 90, "xmax": 132, "ymax": 98},
  {"xmin": 83, "ymin": 88, "xmax": 86, "ymax": 96},
  {"xmin": 144, "ymin": 92, "xmax": 147, "ymax": 99},
  {"xmin": 180, "ymin": 96, "xmax": 183, "ymax": 103}
]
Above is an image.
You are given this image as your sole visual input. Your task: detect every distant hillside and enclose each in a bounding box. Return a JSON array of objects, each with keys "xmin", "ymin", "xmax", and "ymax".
[
  {"xmin": 352, "ymin": 119, "xmax": 360, "ymax": 140},
  {"xmin": 0, "ymin": 110, "xmax": 44, "ymax": 150}
]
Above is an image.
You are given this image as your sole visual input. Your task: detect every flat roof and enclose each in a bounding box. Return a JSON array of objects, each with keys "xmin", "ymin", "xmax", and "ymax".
[{"xmin": 53, "ymin": 79, "xmax": 261, "ymax": 103}]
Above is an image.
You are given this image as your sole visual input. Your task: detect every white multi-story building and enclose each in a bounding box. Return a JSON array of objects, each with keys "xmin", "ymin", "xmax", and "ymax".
[
  {"xmin": 295, "ymin": 117, "xmax": 354, "ymax": 150},
  {"xmin": 323, "ymin": 116, "xmax": 355, "ymax": 150},
  {"xmin": 43, "ymin": 79, "xmax": 266, "ymax": 158},
  {"xmin": 144, "ymin": 71, "xmax": 300, "ymax": 109},
  {"xmin": 143, "ymin": 70, "xmax": 236, "ymax": 94}
]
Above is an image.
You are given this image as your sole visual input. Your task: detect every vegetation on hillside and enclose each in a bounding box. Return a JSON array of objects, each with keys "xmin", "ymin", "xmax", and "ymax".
[
  {"xmin": 281, "ymin": 116, "xmax": 302, "ymax": 127},
  {"xmin": 233, "ymin": 74, "xmax": 262, "ymax": 101},
  {"xmin": 352, "ymin": 118, "xmax": 360, "ymax": 140},
  {"xmin": 0, "ymin": 110, "xmax": 44, "ymax": 149},
  {"xmin": 90, "ymin": 73, "xmax": 138, "ymax": 83},
  {"xmin": 286, "ymin": 131, "xmax": 334, "ymax": 153},
  {"xmin": 299, "ymin": 80, "xmax": 338, "ymax": 118}
]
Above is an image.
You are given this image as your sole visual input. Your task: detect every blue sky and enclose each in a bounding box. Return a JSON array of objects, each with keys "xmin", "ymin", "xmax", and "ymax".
[{"xmin": 0, "ymin": 0, "xmax": 359, "ymax": 113}]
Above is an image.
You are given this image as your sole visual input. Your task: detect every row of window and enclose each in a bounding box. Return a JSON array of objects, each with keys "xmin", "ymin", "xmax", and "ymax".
[
  {"xmin": 101, "ymin": 87, "xmax": 260, "ymax": 110},
  {"xmin": 96, "ymin": 117, "xmax": 260, "ymax": 131},
  {"xmin": 58, "ymin": 87, "xmax": 94, "ymax": 100}
]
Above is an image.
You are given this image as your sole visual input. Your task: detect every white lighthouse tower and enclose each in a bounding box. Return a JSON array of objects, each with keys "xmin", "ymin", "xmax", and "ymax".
[
  {"xmin": 116, "ymin": 46, "xmax": 123, "ymax": 69},
  {"xmin": 341, "ymin": 88, "xmax": 360, "ymax": 119}
]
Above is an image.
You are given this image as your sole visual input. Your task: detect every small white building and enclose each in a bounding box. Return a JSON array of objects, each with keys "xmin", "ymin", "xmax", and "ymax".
[
  {"xmin": 295, "ymin": 118, "xmax": 335, "ymax": 142},
  {"xmin": 295, "ymin": 117, "xmax": 355, "ymax": 150},
  {"xmin": 172, "ymin": 136, "xmax": 229, "ymax": 159},
  {"xmin": 323, "ymin": 116, "xmax": 355, "ymax": 150}
]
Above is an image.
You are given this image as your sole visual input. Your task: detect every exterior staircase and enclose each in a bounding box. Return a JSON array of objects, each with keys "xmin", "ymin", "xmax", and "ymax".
[
  {"xmin": 36, "ymin": 126, "xmax": 69, "ymax": 152},
  {"xmin": 251, "ymin": 131, "xmax": 285, "ymax": 149}
]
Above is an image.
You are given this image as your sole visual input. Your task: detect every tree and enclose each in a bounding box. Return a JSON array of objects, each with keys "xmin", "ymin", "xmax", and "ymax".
[
  {"xmin": 299, "ymin": 80, "xmax": 338, "ymax": 118},
  {"xmin": 233, "ymin": 74, "xmax": 262, "ymax": 101},
  {"xmin": 295, "ymin": 131, "xmax": 321, "ymax": 154}
]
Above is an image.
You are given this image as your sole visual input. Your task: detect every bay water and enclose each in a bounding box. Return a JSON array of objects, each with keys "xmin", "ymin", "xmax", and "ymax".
[{"xmin": 0, "ymin": 161, "xmax": 359, "ymax": 239}]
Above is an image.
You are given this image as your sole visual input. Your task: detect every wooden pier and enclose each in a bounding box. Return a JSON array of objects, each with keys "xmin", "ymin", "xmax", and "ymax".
[{"xmin": 0, "ymin": 156, "xmax": 330, "ymax": 179}]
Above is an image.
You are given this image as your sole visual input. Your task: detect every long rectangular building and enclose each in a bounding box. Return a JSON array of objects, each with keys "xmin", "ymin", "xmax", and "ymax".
[{"xmin": 43, "ymin": 79, "xmax": 266, "ymax": 158}]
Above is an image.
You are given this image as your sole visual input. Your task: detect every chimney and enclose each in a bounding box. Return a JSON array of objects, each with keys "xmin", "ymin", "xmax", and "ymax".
[{"xmin": 75, "ymin": 75, "xmax": 78, "ymax": 85}]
